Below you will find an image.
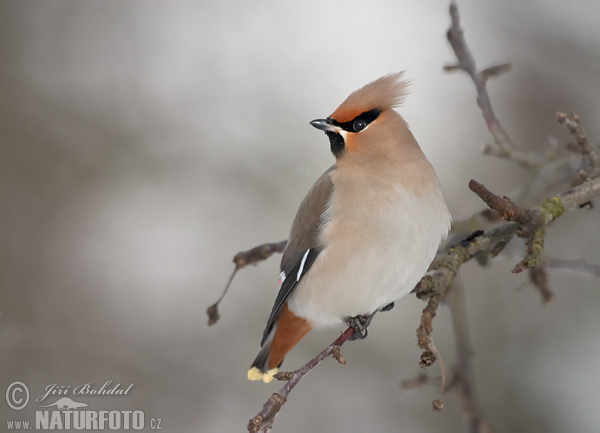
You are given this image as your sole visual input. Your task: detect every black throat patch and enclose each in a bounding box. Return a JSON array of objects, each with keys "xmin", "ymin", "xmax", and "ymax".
[{"xmin": 326, "ymin": 131, "xmax": 345, "ymax": 157}]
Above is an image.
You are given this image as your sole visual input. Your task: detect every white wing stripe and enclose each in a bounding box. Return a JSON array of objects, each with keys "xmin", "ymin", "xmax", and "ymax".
[{"xmin": 296, "ymin": 249, "xmax": 310, "ymax": 281}]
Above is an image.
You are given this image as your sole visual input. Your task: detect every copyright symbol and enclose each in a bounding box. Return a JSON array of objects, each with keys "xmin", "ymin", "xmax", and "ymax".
[{"xmin": 6, "ymin": 381, "xmax": 29, "ymax": 410}]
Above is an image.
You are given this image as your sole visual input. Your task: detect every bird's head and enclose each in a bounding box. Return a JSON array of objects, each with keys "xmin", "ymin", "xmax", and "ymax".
[{"xmin": 310, "ymin": 72, "xmax": 411, "ymax": 161}]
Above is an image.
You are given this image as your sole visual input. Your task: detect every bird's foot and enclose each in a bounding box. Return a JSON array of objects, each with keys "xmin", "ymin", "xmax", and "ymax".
[
  {"xmin": 345, "ymin": 315, "xmax": 370, "ymax": 341},
  {"xmin": 380, "ymin": 302, "xmax": 395, "ymax": 312}
]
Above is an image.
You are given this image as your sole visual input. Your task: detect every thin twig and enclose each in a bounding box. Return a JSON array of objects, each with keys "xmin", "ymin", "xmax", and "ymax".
[
  {"xmin": 232, "ymin": 241, "xmax": 288, "ymax": 268},
  {"xmin": 401, "ymin": 372, "xmax": 441, "ymax": 390},
  {"xmin": 556, "ymin": 112, "xmax": 600, "ymax": 180},
  {"xmin": 415, "ymin": 175, "xmax": 600, "ymax": 300},
  {"xmin": 445, "ymin": 277, "xmax": 496, "ymax": 433},
  {"xmin": 467, "ymin": 181, "xmax": 533, "ymax": 225},
  {"xmin": 428, "ymin": 340, "xmax": 446, "ymax": 411},
  {"xmin": 206, "ymin": 268, "xmax": 238, "ymax": 325},
  {"xmin": 248, "ymin": 314, "xmax": 375, "ymax": 432},
  {"xmin": 207, "ymin": 240, "xmax": 287, "ymax": 325},
  {"xmin": 556, "ymin": 112, "xmax": 600, "ymax": 200},
  {"xmin": 528, "ymin": 267, "xmax": 554, "ymax": 304},
  {"xmin": 468, "ymin": 179, "xmax": 546, "ymax": 272},
  {"xmin": 445, "ymin": 1, "xmax": 543, "ymax": 169},
  {"xmin": 416, "ymin": 295, "xmax": 442, "ymax": 369},
  {"xmin": 544, "ymin": 256, "xmax": 600, "ymax": 278}
]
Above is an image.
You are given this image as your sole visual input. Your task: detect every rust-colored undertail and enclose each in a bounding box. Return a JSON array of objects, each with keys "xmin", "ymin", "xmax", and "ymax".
[{"xmin": 248, "ymin": 303, "xmax": 312, "ymax": 383}]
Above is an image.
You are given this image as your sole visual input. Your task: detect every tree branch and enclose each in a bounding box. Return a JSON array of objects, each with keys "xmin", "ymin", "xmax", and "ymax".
[
  {"xmin": 206, "ymin": 240, "xmax": 287, "ymax": 325},
  {"xmin": 544, "ymin": 256, "xmax": 600, "ymax": 278},
  {"xmin": 528, "ymin": 267, "xmax": 554, "ymax": 304},
  {"xmin": 248, "ymin": 314, "xmax": 375, "ymax": 432},
  {"xmin": 445, "ymin": 277, "xmax": 496, "ymax": 433},
  {"xmin": 416, "ymin": 176, "xmax": 600, "ymax": 300},
  {"xmin": 445, "ymin": 1, "xmax": 543, "ymax": 169},
  {"xmin": 556, "ymin": 112, "xmax": 600, "ymax": 188}
]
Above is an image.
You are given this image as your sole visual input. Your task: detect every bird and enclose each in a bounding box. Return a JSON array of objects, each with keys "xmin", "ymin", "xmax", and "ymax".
[{"xmin": 248, "ymin": 72, "xmax": 452, "ymax": 383}]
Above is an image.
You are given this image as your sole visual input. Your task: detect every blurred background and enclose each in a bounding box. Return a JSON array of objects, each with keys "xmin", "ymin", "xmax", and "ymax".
[{"xmin": 1, "ymin": 0, "xmax": 599, "ymax": 431}]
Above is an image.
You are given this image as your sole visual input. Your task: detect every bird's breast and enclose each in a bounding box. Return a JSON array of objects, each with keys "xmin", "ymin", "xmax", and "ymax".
[{"xmin": 287, "ymin": 169, "xmax": 450, "ymax": 327}]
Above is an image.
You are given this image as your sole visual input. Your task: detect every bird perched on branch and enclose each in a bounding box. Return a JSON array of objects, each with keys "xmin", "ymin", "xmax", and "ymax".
[{"xmin": 248, "ymin": 73, "xmax": 452, "ymax": 383}]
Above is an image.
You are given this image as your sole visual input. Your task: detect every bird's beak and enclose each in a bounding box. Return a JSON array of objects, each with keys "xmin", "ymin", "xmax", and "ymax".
[{"xmin": 310, "ymin": 118, "xmax": 338, "ymax": 133}]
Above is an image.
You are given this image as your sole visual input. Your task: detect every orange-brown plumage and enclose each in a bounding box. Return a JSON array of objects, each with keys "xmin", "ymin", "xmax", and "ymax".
[
  {"xmin": 266, "ymin": 303, "xmax": 312, "ymax": 370},
  {"xmin": 329, "ymin": 72, "xmax": 409, "ymax": 123},
  {"xmin": 247, "ymin": 301, "xmax": 313, "ymax": 383}
]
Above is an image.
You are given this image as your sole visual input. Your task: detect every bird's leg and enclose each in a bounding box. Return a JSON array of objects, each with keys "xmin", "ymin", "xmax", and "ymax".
[
  {"xmin": 380, "ymin": 302, "xmax": 395, "ymax": 312},
  {"xmin": 345, "ymin": 315, "xmax": 370, "ymax": 341}
]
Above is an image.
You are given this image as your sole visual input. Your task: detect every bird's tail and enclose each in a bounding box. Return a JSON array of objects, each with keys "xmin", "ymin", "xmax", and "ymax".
[
  {"xmin": 247, "ymin": 303, "xmax": 312, "ymax": 383},
  {"xmin": 247, "ymin": 332, "xmax": 279, "ymax": 383}
]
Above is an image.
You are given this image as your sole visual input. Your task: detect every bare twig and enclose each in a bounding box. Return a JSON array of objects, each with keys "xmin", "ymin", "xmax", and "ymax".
[
  {"xmin": 479, "ymin": 63, "xmax": 511, "ymax": 81},
  {"xmin": 206, "ymin": 268, "xmax": 238, "ymax": 325},
  {"xmin": 556, "ymin": 112, "xmax": 600, "ymax": 197},
  {"xmin": 414, "ymin": 292, "xmax": 447, "ymax": 410},
  {"xmin": 416, "ymin": 294, "xmax": 441, "ymax": 368},
  {"xmin": 248, "ymin": 314, "xmax": 375, "ymax": 432},
  {"xmin": 445, "ymin": 277, "xmax": 496, "ymax": 433},
  {"xmin": 232, "ymin": 241, "xmax": 289, "ymax": 268},
  {"xmin": 207, "ymin": 240, "xmax": 287, "ymax": 325},
  {"xmin": 415, "ymin": 175, "xmax": 600, "ymax": 301},
  {"xmin": 556, "ymin": 112, "xmax": 600, "ymax": 178},
  {"xmin": 544, "ymin": 256, "xmax": 600, "ymax": 278},
  {"xmin": 445, "ymin": 2, "xmax": 543, "ymax": 169},
  {"xmin": 467, "ymin": 180, "xmax": 533, "ymax": 225},
  {"xmin": 401, "ymin": 372, "xmax": 441, "ymax": 390},
  {"xmin": 468, "ymin": 179, "xmax": 546, "ymax": 272},
  {"xmin": 428, "ymin": 340, "xmax": 446, "ymax": 411},
  {"xmin": 414, "ymin": 224, "xmax": 516, "ymax": 300},
  {"xmin": 528, "ymin": 267, "xmax": 554, "ymax": 304}
]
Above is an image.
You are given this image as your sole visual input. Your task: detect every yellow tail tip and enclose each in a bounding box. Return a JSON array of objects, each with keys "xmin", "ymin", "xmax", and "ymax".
[{"xmin": 247, "ymin": 367, "xmax": 278, "ymax": 383}]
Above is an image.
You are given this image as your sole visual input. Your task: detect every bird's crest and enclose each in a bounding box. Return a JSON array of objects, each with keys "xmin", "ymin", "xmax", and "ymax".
[{"xmin": 329, "ymin": 72, "xmax": 409, "ymax": 123}]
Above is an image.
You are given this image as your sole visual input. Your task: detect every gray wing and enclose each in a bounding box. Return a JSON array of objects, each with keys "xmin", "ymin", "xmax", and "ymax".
[{"xmin": 260, "ymin": 165, "xmax": 335, "ymax": 345}]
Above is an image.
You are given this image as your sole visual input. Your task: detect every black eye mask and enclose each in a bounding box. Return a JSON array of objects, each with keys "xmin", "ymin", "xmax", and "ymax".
[{"xmin": 328, "ymin": 108, "xmax": 381, "ymax": 133}]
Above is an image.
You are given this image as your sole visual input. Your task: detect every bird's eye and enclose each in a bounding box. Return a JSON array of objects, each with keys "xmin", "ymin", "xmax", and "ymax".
[{"xmin": 353, "ymin": 120, "xmax": 367, "ymax": 132}]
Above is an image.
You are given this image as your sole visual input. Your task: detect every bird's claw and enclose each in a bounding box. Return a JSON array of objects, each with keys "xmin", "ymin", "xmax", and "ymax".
[{"xmin": 345, "ymin": 315, "xmax": 370, "ymax": 341}]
